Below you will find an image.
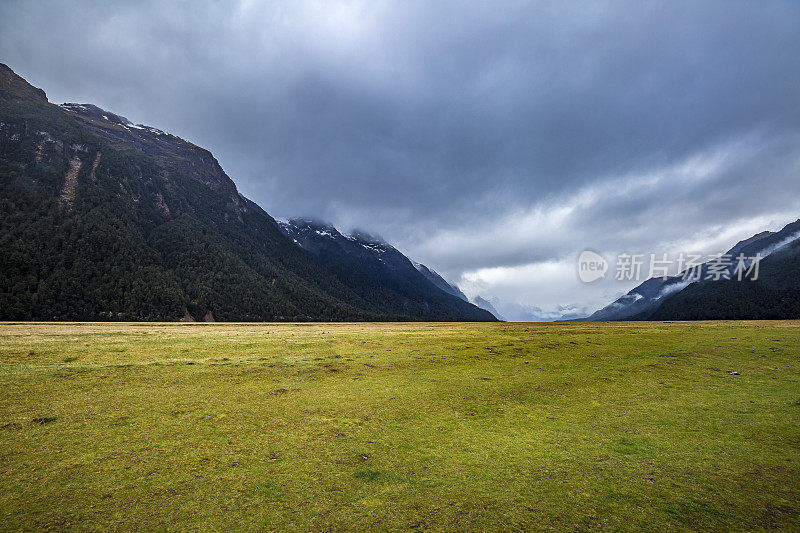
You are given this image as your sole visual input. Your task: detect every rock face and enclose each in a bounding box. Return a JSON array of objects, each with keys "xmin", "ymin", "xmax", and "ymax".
[{"xmin": 0, "ymin": 63, "xmax": 495, "ymax": 322}]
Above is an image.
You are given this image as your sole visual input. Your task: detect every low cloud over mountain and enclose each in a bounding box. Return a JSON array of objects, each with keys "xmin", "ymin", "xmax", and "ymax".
[{"xmin": 3, "ymin": 1, "xmax": 798, "ymax": 314}]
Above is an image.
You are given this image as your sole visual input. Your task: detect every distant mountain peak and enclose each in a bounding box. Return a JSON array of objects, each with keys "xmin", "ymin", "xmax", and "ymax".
[
  {"xmin": 277, "ymin": 218, "xmax": 493, "ymax": 320},
  {"xmin": 411, "ymin": 261, "xmax": 469, "ymax": 302},
  {"xmin": 472, "ymin": 296, "xmax": 503, "ymax": 321},
  {"xmin": 280, "ymin": 218, "xmax": 397, "ymax": 257}
]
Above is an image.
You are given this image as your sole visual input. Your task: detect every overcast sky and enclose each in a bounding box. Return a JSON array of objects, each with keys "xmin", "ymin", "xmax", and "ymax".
[{"xmin": 2, "ymin": 0, "xmax": 799, "ymax": 318}]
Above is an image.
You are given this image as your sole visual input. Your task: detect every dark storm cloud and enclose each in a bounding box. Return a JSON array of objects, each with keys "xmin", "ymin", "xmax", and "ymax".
[{"xmin": 2, "ymin": 0, "xmax": 799, "ymax": 311}]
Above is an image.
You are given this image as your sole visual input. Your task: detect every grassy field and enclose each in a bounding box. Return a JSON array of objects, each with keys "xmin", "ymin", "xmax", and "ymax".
[{"xmin": 0, "ymin": 321, "xmax": 798, "ymax": 531}]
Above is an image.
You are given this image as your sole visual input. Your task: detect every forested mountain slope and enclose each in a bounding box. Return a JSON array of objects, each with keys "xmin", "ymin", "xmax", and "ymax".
[{"xmin": 0, "ymin": 63, "xmax": 494, "ymax": 322}]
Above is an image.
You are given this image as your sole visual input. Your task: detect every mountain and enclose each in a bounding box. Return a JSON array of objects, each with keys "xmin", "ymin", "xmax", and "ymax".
[
  {"xmin": 582, "ymin": 219, "xmax": 800, "ymax": 321},
  {"xmin": 0, "ymin": 63, "xmax": 494, "ymax": 322},
  {"xmin": 650, "ymin": 224, "xmax": 800, "ymax": 320},
  {"xmin": 411, "ymin": 261, "xmax": 468, "ymax": 301},
  {"xmin": 277, "ymin": 219, "xmax": 495, "ymax": 321},
  {"xmin": 472, "ymin": 296, "xmax": 503, "ymax": 321}
]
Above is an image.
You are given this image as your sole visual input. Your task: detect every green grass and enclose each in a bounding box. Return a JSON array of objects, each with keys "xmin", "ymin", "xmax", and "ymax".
[{"xmin": 0, "ymin": 321, "xmax": 798, "ymax": 531}]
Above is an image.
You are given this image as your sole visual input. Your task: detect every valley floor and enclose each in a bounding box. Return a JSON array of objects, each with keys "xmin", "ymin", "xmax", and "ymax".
[{"xmin": 0, "ymin": 321, "xmax": 798, "ymax": 531}]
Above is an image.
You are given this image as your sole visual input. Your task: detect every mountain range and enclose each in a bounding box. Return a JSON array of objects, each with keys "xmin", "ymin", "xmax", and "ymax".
[
  {"xmin": 0, "ymin": 63, "xmax": 495, "ymax": 322},
  {"xmin": 3, "ymin": 62, "xmax": 796, "ymax": 323},
  {"xmin": 582, "ymin": 219, "xmax": 800, "ymax": 321},
  {"xmin": 277, "ymin": 218, "xmax": 492, "ymax": 320}
]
